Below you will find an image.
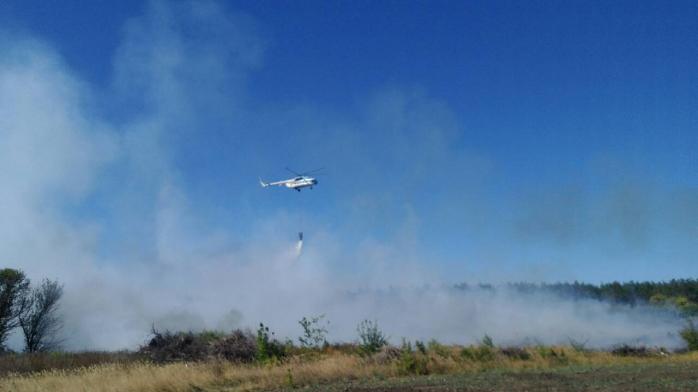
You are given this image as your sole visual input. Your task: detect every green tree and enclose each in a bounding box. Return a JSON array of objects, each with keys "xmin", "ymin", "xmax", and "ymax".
[{"xmin": 0, "ymin": 269, "xmax": 30, "ymax": 351}]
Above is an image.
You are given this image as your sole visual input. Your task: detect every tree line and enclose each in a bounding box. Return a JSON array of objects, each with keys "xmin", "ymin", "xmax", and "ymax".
[
  {"xmin": 456, "ymin": 279, "xmax": 698, "ymax": 315},
  {"xmin": 0, "ymin": 269, "xmax": 63, "ymax": 353}
]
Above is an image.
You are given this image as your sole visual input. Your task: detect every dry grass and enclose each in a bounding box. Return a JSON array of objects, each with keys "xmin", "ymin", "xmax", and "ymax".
[
  {"xmin": 1, "ymin": 348, "xmax": 697, "ymax": 392},
  {"xmin": 0, "ymin": 355, "xmax": 375, "ymax": 392},
  {"xmin": 0, "ymin": 351, "xmax": 140, "ymax": 377}
]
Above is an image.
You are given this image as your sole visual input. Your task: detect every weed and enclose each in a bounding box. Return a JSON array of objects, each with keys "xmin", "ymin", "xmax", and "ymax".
[
  {"xmin": 611, "ymin": 344, "xmax": 650, "ymax": 357},
  {"xmin": 285, "ymin": 368, "xmax": 295, "ymax": 388},
  {"xmin": 680, "ymin": 319, "xmax": 698, "ymax": 351},
  {"xmin": 460, "ymin": 345, "xmax": 495, "ymax": 362},
  {"xmin": 500, "ymin": 346, "xmax": 531, "ymax": 360},
  {"xmin": 481, "ymin": 334, "xmax": 494, "ymax": 348},
  {"xmin": 427, "ymin": 339, "xmax": 450, "ymax": 358},
  {"xmin": 568, "ymin": 337, "xmax": 589, "ymax": 353},
  {"xmin": 298, "ymin": 314, "xmax": 329, "ymax": 349},
  {"xmin": 396, "ymin": 340, "xmax": 429, "ymax": 375},
  {"xmin": 357, "ymin": 320, "xmax": 388, "ymax": 355},
  {"xmin": 256, "ymin": 323, "xmax": 286, "ymax": 363},
  {"xmin": 415, "ymin": 340, "xmax": 427, "ymax": 355}
]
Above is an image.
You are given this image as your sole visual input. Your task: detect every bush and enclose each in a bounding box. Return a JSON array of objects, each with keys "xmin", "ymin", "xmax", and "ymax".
[
  {"xmin": 298, "ymin": 314, "xmax": 329, "ymax": 349},
  {"xmin": 140, "ymin": 327, "xmax": 259, "ymax": 364},
  {"xmin": 371, "ymin": 345, "xmax": 401, "ymax": 364},
  {"xmin": 427, "ymin": 339, "xmax": 450, "ymax": 358},
  {"xmin": 500, "ymin": 346, "xmax": 531, "ymax": 360},
  {"xmin": 415, "ymin": 340, "xmax": 427, "ymax": 355},
  {"xmin": 481, "ymin": 334, "xmax": 494, "ymax": 348},
  {"xmin": 357, "ymin": 320, "xmax": 388, "ymax": 355},
  {"xmin": 611, "ymin": 344, "xmax": 650, "ymax": 357},
  {"xmin": 460, "ymin": 335, "xmax": 497, "ymax": 362},
  {"xmin": 680, "ymin": 320, "xmax": 698, "ymax": 351},
  {"xmin": 141, "ymin": 329, "xmax": 211, "ymax": 363},
  {"xmin": 256, "ymin": 323, "xmax": 286, "ymax": 363},
  {"xmin": 460, "ymin": 345, "xmax": 495, "ymax": 362},
  {"xmin": 212, "ymin": 330, "xmax": 257, "ymax": 363},
  {"xmin": 396, "ymin": 340, "xmax": 429, "ymax": 376},
  {"xmin": 568, "ymin": 337, "xmax": 589, "ymax": 353}
]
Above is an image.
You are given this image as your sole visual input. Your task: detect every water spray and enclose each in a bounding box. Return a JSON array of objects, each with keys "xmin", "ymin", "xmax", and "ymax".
[{"xmin": 296, "ymin": 231, "xmax": 304, "ymax": 256}]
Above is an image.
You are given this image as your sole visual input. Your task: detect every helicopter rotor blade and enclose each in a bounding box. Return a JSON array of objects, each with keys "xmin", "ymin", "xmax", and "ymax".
[
  {"xmin": 285, "ymin": 167, "xmax": 302, "ymax": 176},
  {"xmin": 301, "ymin": 167, "xmax": 325, "ymax": 175}
]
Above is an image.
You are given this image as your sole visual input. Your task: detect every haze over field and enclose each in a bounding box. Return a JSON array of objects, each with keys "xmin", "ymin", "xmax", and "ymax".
[{"xmin": 0, "ymin": 1, "xmax": 696, "ymax": 350}]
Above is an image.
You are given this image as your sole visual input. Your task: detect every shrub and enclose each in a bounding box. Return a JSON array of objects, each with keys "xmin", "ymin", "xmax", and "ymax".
[
  {"xmin": 415, "ymin": 340, "xmax": 427, "ymax": 355},
  {"xmin": 611, "ymin": 344, "xmax": 650, "ymax": 357},
  {"xmin": 396, "ymin": 340, "xmax": 429, "ymax": 376},
  {"xmin": 357, "ymin": 320, "xmax": 387, "ymax": 355},
  {"xmin": 500, "ymin": 346, "xmax": 531, "ymax": 360},
  {"xmin": 323, "ymin": 342, "xmax": 359, "ymax": 356},
  {"xmin": 256, "ymin": 323, "xmax": 286, "ymax": 363},
  {"xmin": 460, "ymin": 345, "xmax": 495, "ymax": 362},
  {"xmin": 298, "ymin": 314, "xmax": 329, "ymax": 349},
  {"xmin": 427, "ymin": 339, "xmax": 450, "ymax": 358},
  {"xmin": 211, "ymin": 330, "xmax": 257, "ymax": 363},
  {"xmin": 371, "ymin": 345, "xmax": 401, "ymax": 365},
  {"xmin": 460, "ymin": 335, "xmax": 496, "ymax": 362},
  {"xmin": 680, "ymin": 319, "xmax": 698, "ymax": 351},
  {"xmin": 568, "ymin": 337, "xmax": 589, "ymax": 353},
  {"xmin": 140, "ymin": 328, "xmax": 210, "ymax": 363},
  {"xmin": 140, "ymin": 327, "xmax": 260, "ymax": 364}
]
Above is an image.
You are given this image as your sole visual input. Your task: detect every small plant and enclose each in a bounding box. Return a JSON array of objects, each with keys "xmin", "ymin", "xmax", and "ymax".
[
  {"xmin": 481, "ymin": 334, "xmax": 494, "ymax": 348},
  {"xmin": 500, "ymin": 346, "xmax": 531, "ymax": 360},
  {"xmin": 568, "ymin": 337, "xmax": 589, "ymax": 353},
  {"xmin": 285, "ymin": 368, "xmax": 295, "ymax": 388},
  {"xmin": 415, "ymin": 340, "xmax": 427, "ymax": 355},
  {"xmin": 356, "ymin": 319, "xmax": 388, "ymax": 355},
  {"xmin": 256, "ymin": 323, "xmax": 286, "ymax": 363},
  {"xmin": 460, "ymin": 344, "xmax": 495, "ymax": 362},
  {"xmin": 298, "ymin": 314, "xmax": 329, "ymax": 349},
  {"xmin": 396, "ymin": 339, "xmax": 428, "ymax": 376},
  {"xmin": 427, "ymin": 339, "xmax": 449, "ymax": 358},
  {"xmin": 680, "ymin": 319, "xmax": 698, "ymax": 351},
  {"xmin": 531, "ymin": 346, "xmax": 568, "ymax": 364}
]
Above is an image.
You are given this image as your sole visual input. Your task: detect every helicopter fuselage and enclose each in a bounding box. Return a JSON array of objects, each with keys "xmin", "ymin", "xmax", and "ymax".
[
  {"xmin": 284, "ymin": 176, "xmax": 318, "ymax": 191},
  {"xmin": 260, "ymin": 175, "xmax": 318, "ymax": 191}
]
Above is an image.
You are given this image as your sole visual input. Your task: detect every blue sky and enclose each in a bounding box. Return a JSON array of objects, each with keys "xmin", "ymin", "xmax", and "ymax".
[{"xmin": 1, "ymin": 0, "xmax": 697, "ymax": 286}]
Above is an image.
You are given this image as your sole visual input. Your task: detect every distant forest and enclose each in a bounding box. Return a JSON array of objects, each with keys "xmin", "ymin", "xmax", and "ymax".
[{"xmin": 455, "ymin": 279, "xmax": 698, "ymax": 316}]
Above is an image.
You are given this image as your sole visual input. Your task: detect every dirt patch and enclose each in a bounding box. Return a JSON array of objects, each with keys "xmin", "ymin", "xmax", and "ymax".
[{"xmin": 294, "ymin": 362, "xmax": 698, "ymax": 392}]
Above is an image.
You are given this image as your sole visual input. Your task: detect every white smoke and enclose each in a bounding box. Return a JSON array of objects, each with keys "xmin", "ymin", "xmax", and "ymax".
[{"xmin": 0, "ymin": 1, "xmax": 691, "ymax": 351}]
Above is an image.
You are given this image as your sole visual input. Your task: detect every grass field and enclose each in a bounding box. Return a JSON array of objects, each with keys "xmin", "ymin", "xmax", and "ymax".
[{"xmin": 1, "ymin": 346, "xmax": 697, "ymax": 392}]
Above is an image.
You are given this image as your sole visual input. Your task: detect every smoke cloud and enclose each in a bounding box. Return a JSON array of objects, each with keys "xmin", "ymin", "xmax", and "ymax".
[{"xmin": 0, "ymin": 1, "xmax": 692, "ymax": 350}]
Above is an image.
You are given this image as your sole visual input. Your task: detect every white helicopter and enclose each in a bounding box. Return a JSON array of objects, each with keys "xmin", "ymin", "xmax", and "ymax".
[{"xmin": 259, "ymin": 167, "xmax": 321, "ymax": 192}]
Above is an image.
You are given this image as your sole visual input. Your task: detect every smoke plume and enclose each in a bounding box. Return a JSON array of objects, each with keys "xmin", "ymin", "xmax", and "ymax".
[{"xmin": 0, "ymin": 1, "xmax": 693, "ymax": 350}]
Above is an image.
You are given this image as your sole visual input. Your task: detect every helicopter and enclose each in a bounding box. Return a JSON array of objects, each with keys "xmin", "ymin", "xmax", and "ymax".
[{"xmin": 259, "ymin": 167, "xmax": 321, "ymax": 192}]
